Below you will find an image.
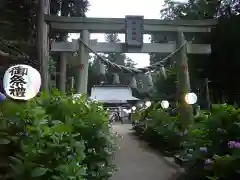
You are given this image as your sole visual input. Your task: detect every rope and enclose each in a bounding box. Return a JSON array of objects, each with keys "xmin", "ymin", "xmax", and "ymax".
[
  {"xmin": 78, "ymin": 36, "xmax": 195, "ymax": 74},
  {"xmin": 0, "ymin": 36, "xmax": 29, "ymax": 59},
  {"xmin": 0, "ymin": 36, "xmax": 40, "ymax": 68}
]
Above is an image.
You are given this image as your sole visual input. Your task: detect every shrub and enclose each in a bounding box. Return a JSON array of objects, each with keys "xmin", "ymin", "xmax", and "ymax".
[
  {"xmin": 0, "ymin": 93, "xmax": 116, "ymax": 180},
  {"xmin": 182, "ymin": 104, "xmax": 240, "ymax": 180},
  {"xmin": 133, "ymin": 103, "xmax": 240, "ymax": 179},
  {"xmin": 134, "ymin": 107, "xmax": 181, "ymax": 152}
]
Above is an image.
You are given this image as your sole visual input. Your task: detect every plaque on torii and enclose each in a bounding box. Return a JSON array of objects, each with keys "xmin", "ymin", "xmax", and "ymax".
[{"xmin": 125, "ymin": 16, "xmax": 144, "ymax": 48}]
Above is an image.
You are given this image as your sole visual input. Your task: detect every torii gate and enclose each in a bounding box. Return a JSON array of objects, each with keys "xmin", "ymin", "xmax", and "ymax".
[
  {"xmin": 46, "ymin": 15, "xmax": 214, "ymax": 92},
  {"xmin": 37, "ymin": 0, "xmax": 216, "ymax": 127}
]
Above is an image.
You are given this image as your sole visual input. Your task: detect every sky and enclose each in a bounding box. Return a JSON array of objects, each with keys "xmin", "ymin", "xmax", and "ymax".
[{"xmin": 69, "ymin": 0, "xmax": 165, "ymax": 68}]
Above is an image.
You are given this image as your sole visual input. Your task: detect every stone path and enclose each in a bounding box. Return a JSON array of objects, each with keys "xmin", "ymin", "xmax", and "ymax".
[{"xmin": 111, "ymin": 124, "xmax": 178, "ymax": 180}]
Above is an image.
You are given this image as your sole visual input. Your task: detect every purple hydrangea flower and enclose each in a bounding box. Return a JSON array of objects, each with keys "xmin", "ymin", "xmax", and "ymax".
[
  {"xmin": 228, "ymin": 141, "xmax": 240, "ymax": 148},
  {"xmin": 200, "ymin": 147, "xmax": 208, "ymax": 152},
  {"xmin": 205, "ymin": 159, "xmax": 212, "ymax": 164}
]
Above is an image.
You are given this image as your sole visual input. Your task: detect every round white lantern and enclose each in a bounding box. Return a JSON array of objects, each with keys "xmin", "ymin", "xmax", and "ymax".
[
  {"xmin": 145, "ymin": 101, "xmax": 151, "ymax": 108},
  {"xmin": 185, "ymin": 92, "xmax": 197, "ymax": 105},
  {"xmin": 132, "ymin": 106, "xmax": 136, "ymax": 111},
  {"xmin": 3, "ymin": 64, "xmax": 41, "ymax": 100},
  {"xmin": 161, "ymin": 100, "xmax": 170, "ymax": 109}
]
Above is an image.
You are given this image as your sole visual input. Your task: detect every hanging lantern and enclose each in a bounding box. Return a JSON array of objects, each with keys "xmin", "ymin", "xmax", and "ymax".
[
  {"xmin": 130, "ymin": 75, "xmax": 137, "ymax": 88},
  {"xmin": 160, "ymin": 66, "xmax": 167, "ymax": 79},
  {"xmin": 147, "ymin": 73, "xmax": 153, "ymax": 87},
  {"xmin": 3, "ymin": 64, "xmax": 41, "ymax": 100},
  {"xmin": 113, "ymin": 73, "xmax": 120, "ymax": 84},
  {"xmin": 99, "ymin": 61, "xmax": 106, "ymax": 75}
]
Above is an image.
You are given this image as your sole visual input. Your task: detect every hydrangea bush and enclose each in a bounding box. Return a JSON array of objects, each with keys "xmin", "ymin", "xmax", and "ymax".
[
  {"xmin": 0, "ymin": 92, "xmax": 117, "ymax": 180},
  {"xmin": 133, "ymin": 103, "xmax": 240, "ymax": 180},
  {"xmin": 183, "ymin": 104, "xmax": 240, "ymax": 180}
]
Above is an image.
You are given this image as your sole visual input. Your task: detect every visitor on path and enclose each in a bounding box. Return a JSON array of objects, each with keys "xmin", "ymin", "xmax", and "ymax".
[{"xmin": 109, "ymin": 112, "xmax": 116, "ymax": 124}]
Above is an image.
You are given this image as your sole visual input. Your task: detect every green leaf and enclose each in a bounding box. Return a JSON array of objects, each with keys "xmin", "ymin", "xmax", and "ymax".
[
  {"xmin": 9, "ymin": 164, "xmax": 24, "ymax": 175},
  {"xmin": 31, "ymin": 167, "xmax": 48, "ymax": 177},
  {"xmin": 53, "ymin": 124, "xmax": 72, "ymax": 133},
  {"xmin": 9, "ymin": 156, "xmax": 25, "ymax": 175},
  {"xmin": 0, "ymin": 138, "xmax": 10, "ymax": 144},
  {"xmin": 9, "ymin": 156, "xmax": 23, "ymax": 165}
]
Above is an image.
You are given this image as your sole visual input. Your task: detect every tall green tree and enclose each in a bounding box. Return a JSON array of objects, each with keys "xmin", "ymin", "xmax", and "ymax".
[
  {"xmin": 151, "ymin": 67, "xmax": 177, "ymax": 99},
  {"xmin": 152, "ymin": 0, "xmax": 240, "ymax": 104},
  {"xmin": 104, "ymin": 33, "xmax": 136, "ymax": 84}
]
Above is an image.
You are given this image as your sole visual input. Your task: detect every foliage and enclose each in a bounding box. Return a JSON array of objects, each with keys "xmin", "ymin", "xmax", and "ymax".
[
  {"xmin": 151, "ymin": 67, "xmax": 177, "ymax": 99},
  {"xmin": 181, "ymin": 104, "xmax": 240, "ymax": 180},
  {"xmin": 151, "ymin": 0, "xmax": 240, "ymax": 104},
  {"xmin": 1, "ymin": 0, "xmax": 90, "ymax": 90},
  {"xmin": 133, "ymin": 105, "xmax": 181, "ymax": 152},
  {"xmin": 145, "ymin": 109, "xmax": 181, "ymax": 152},
  {"xmin": 0, "ymin": 93, "xmax": 116, "ymax": 180},
  {"xmin": 133, "ymin": 103, "xmax": 240, "ymax": 179}
]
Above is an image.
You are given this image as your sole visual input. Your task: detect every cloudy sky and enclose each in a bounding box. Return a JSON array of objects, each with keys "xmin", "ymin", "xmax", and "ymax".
[{"xmin": 69, "ymin": 0, "xmax": 165, "ymax": 68}]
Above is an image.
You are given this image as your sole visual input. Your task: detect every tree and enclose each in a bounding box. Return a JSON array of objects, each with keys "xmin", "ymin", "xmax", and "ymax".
[
  {"xmin": 0, "ymin": 0, "xmax": 90, "ymax": 91},
  {"xmin": 104, "ymin": 33, "xmax": 136, "ymax": 84},
  {"xmin": 152, "ymin": 0, "xmax": 240, "ymax": 104},
  {"xmin": 125, "ymin": 57, "xmax": 136, "ymax": 68},
  {"xmin": 152, "ymin": 67, "xmax": 177, "ymax": 99},
  {"xmin": 104, "ymin": 33, "xmax": 124, "ymax": 65}
]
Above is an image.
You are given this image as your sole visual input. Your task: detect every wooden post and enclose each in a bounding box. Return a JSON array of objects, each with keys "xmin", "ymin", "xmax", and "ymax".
[
  {"xmin": 205, "ymin": 78, "xmax": 211, "ymax": 110},
  {"xmin": 71, "ymin": 77, "xmax": 74, "ymax": 90},
  {"xmin": 59, "ymin": 52, "xmax": 67, "ymax": 93},
  {"xmin": 176, "ymin": 32, "xmax": 194, "ymax": 129},
  {"xmin": 37, "ymin": 0, "xmax": 50, "ymax": 93}
]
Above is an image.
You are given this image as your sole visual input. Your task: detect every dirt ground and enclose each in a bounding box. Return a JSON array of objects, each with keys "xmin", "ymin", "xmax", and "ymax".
[{"xmin": 110, "ymin": 124, "xmax": 178, "ymax": 180}]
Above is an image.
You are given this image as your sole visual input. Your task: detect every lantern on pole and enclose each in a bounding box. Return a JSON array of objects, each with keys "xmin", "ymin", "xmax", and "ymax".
[
  {"xmin": 132, "ymin": 106, "xmax": 136, "ymax": 111},
  {"xmin": 145, "ymin": 101, "xmax": 151, "ymax": 108},
  {"xmin": 161, "ymin": 100, "xmax": 169, "ymax": 109},
  {"xmin": 185, "ymin": 92, "xmax": 197, "ymax": 105}
]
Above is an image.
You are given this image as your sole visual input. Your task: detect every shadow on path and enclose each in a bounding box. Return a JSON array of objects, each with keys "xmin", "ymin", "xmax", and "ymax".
[{"xmin": 111, "ymin": 124, "xmax": 178, "ymax": 180}]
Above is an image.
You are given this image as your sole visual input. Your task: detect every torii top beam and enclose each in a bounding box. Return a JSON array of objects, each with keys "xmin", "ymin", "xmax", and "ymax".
[{"xmin": 45, "ymin": 15, "xmax": 217, "ymax": 33}]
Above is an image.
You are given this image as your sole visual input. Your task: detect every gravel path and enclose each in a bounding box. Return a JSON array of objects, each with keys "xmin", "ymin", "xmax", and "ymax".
[{"xmin": 110, "ymin": 124, "xmax": 178, "ymax": 180}]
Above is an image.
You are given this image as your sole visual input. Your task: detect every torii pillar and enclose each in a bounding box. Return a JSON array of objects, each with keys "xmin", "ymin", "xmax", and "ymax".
[
  {"xmin": 77, "ymin": 30, "xmax": 90, "ymax": 94},
  {"xmin": 37, "ymin": 0, "xmax": 50, "ymax": 93},
  {"xmin": 59, "ymin": 36, "xmax": 67, "ymax": 93},
  {"xmin": 176, "ymin": 32, "xmax": 194, "ymax": 129}
]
